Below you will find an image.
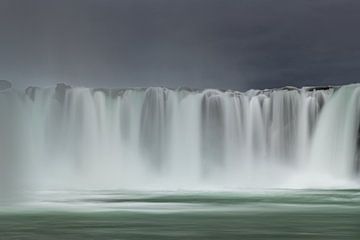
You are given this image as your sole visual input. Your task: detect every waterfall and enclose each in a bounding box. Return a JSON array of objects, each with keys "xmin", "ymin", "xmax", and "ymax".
[
  {"xmin": 306, "ymin": 84, "xmax": 360, "ymax": 187},
  {"xmin": 0, "ymin": 84, "xmax": 359, "ymax": 191}
]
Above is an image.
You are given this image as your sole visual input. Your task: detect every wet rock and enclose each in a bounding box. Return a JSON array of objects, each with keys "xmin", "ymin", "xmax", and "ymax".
[
  {"xmin": 0, "ymin": 80, "xmax": 12, "ymax": 91},
  {"xmin": 55, "ymin": 83, "xmax": 71, "ymax": 102},
  {"xmin": 281, "ymin": 86, "xmax": 298, "ymax": 91},
  {"xmin": 304, "ymin": 86, "xmax": 335, "ymax": 91},
  {"xmin": 25, "ymin": 86, "xmax": 39, "ymax": 100}
]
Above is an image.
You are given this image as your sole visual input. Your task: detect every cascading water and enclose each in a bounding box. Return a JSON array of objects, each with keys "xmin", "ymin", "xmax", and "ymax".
[
  {"xmin": 306, "ymin": 84, "xmax": 360, "ymax": 187},
  {"xmin": 0, "ymin": 83, "xmax": 359, "ymax": 192}
]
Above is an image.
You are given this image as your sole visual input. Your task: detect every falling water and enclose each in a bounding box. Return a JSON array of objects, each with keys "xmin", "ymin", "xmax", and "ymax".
[
  {"xmin": 306, "ymin": 84, "xmax": 360, "ymax": 187},
  {"xmin": 0, "ymin": 84, "xmax": 359, "ymax": 192}
]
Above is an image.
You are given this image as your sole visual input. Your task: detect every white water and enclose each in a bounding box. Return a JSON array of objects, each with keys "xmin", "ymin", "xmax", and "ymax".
[{"xmin": 0, "ymin": 84, "xmax": 359, "ymax": 192}]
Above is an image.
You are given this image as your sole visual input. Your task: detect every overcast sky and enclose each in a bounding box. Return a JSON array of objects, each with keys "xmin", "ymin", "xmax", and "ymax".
[{"xmin": 1, "ymin": 0, "xmax": 359, "ymax": 90}]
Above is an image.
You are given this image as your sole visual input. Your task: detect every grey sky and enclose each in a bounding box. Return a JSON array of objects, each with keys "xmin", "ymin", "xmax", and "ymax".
[{"xmin": 1, "ymin": 0, "xmax": 359, "ymax": 90}]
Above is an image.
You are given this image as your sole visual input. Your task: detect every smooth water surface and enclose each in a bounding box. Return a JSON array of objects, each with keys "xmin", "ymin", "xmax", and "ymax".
[{"xmin": 1, "ymin": 190, "xmax": 360, "ymax": 239}]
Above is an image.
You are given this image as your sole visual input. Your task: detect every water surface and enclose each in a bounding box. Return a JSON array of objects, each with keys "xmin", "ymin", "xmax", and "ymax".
[{"xmin": 1, "ymin": 189, "xmax": 360, "ymax": 239}]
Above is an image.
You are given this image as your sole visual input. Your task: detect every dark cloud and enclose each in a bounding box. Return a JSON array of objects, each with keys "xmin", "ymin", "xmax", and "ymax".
[{"xmin": 0, "ymin": 0, "xmax": 359, "ymax": 90}]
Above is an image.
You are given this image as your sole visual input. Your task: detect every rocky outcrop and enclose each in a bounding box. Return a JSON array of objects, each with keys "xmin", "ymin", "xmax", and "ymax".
[
  {"xmin": 55, "ymin": 83, "xmax": 71, "ymax": 102},
  {"xmin": 0, "ymin": 80, "xmax": 12, "ymax": 91}
]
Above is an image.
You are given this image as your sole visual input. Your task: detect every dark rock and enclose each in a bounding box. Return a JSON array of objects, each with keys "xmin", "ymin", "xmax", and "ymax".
[
  {"xmin": 0, "ymin": 80, "xmax": 12, "ymax": 90},
  {"xmin": 281, "ymin": 86, "xmax": 299, "ymax": 91},
  {"xmin": 304, "ymin": 86, "xmax": 335, "ymax": 91},
  {"xmin": 55, "ymin": 83, "xmax": 71, "ymax": 102},
  {"xmin": 25, "ymin": 86, "xmax": 39, "ymax": 100}
]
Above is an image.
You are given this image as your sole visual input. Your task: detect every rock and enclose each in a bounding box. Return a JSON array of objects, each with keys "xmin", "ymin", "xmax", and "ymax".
[
  {"xmin": 281, "ymin": 86, "xmax": 298, "ymax": 91},
  {"xmin": 55, "ymin": 83, "xmax": 71, "ymax": 102},
  {"xmin": 25, "ymin": 86, "xmax": 39, "ymax": 100},
  {"xmin": 0, "ymin": 80, "xmax": 12, "ymax": 90},
  {"xmin": 304, "ymin": 86, "xmax": 335, "ymax": 91}
]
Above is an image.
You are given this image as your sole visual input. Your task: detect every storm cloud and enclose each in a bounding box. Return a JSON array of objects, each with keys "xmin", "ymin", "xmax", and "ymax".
[{"xmin": 1, "ymin": 0, "xmax": 359, "ymax": 90}]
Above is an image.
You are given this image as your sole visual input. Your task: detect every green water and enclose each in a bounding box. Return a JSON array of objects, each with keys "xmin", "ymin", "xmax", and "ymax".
[{"xmin": 1, "ymin": 190, "xmax": 360, "ymax": 239}]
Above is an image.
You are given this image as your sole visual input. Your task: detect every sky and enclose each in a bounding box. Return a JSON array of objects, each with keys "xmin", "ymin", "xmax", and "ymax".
[{"xmin": 0, "ymin": 0, "xmax": 359, "ymax": 90}]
